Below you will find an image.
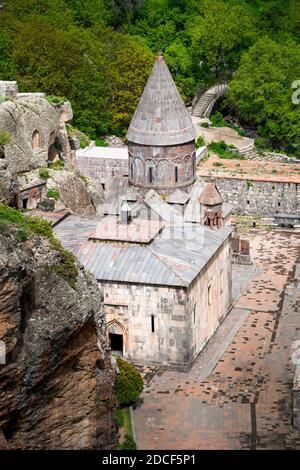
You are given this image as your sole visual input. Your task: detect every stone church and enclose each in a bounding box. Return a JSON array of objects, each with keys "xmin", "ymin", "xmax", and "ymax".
[{"xmin": 54, "ymin": 54, "xmax": 233, "ymax": 369}]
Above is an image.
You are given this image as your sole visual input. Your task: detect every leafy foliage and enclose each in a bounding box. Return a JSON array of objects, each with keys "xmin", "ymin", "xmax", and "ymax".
[
  {"xmin": 116, "ymin": 357, "xmax": 143, "ymax": 407},
  {"xmin": 0, "ymin": 129, "xmax": 11, "ymax": 146},
  {"xmin": 229, "ymin": 37, "xmax": 300, "ymax": 154},
  {"xmin": 39, "ymin": 168, "xmax": 50, "ymax": 180},
  {"xmin": 195, "ymin": 135, "xmax": 205, "ymax": 149},
  {"xmin": 0, "ymin": 204, "xmax": 78, "ymax": 288},
  {"xmin": 207, "ymin": 140, "xmax": 244, "ymax": 160},
  {"xmin": 47, "ymin": 189, "xmax": 60, "ymax": 200},
  {"xmin": 0, "ymin": 0, "xmax": 299, "ymax": 151}
]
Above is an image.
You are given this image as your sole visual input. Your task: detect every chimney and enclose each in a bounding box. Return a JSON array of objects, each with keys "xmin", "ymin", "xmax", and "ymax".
[{"xmin": 120, "ymin": 199, "xmax": 132, "ymax": 225}]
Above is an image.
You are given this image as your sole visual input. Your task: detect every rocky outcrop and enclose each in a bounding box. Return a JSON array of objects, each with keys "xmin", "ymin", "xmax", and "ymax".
[
  {"xmin": 45, "ymin": 170, "xmax": 104, "ymax": 216},
  {"xmin": 0, "ymin": 226, "xmax": 117, "ymax": 449},
  {"xmin": 0, "ymin": 96, "xmax": 72, "ymax": 173},
  {"xmin": 0, "ymin": 162, "xmax": 19, "ymax": 206}
]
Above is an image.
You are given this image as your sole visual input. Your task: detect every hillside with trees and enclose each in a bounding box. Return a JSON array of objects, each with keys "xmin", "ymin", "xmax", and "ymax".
[{"xmin": 0, "ymin": 0, "xmax": 299, "ymax": 155}]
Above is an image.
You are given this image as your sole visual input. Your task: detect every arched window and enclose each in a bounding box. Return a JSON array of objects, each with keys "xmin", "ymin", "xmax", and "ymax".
[
  {"xmin": 175, "ymin": 166, "xmax": 179, "ymax": 183},
  {"xmin": 149, "ymin": 167, "xmax": 153, "ymax": 184},
  {"xmin": 32, "ymin": 130, "xmax": 41, "ymax": 150}
]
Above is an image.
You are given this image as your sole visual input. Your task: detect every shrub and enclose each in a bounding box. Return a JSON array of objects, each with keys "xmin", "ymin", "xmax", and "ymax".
[
  {"xmin": 0, "ymin": 205, "xmax": 78, "ymax": 288},
  {"xmin": 195, "ymin": 135, "xmax": 205, "ymax": 149},
  {"xmin": 46, "ymin": 95, "xmax": 66, "ymax": 105},
  {"xmin": 95, "ymin": 137, "xmax": 108, "ymax": 147},
  {"xmin": 213, "ymin": 161, "xmax": 223, "ymax": 167},
  {"xmin": 47, "ymin": 189, "xmax": 60, "ymax": 200},
  {"xmin": 211, "ymin": 111, "xmax": 226, "ymax": 127},
  {"xmin": 200, "ymin": 122, "xmax": 209, "ymax": 128},
  {"xmin": 39, "ymin": 168, "xmax": 49, "ymax": 180},
  {"xmin": 66, "ymin": 124, "xmax": 91, "ymax": 149},
  {"xmin": 207, "ymin": 140, "xmax": 244, "ymax": 160},
  {"xmin": 0, "ymin": 129, "xmax": 11, "ymax": 146},
  {"xmin": 116, "ymin": 357, "xmax": 143, "ymax": 407}
]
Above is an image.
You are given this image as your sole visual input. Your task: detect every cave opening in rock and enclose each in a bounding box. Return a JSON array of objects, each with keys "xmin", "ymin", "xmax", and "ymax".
[{"xmin": 109, "ymin": 333, "xmax": 123, "ymax": 356}]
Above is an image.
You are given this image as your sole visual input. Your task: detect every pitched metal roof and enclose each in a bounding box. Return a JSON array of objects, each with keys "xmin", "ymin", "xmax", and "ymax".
[
  {"xmin": 76, "ymin": 242, "xmax": 183, "ymax": 287},
  {"xmin": 126, "ymin": 54, "xmax": 196, "ymax": 146},
  {"xmin": 54, "ymin": 214, "xmax": 232, "ymax": 288},
  {"xmin": 166, "ymin": 189, "xmax": 190, "ymax": 205},
  {"xmin": 184, "ymin": 181, "xmax": 205, "ymax": 224}
]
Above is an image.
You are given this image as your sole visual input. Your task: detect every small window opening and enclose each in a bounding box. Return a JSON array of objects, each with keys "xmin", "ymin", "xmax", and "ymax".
[{"xmin": 151, "ymin": 314, "xmax": 155, "ymax": 333}]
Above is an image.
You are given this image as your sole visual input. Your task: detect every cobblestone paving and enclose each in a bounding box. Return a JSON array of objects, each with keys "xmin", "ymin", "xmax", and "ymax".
[{"xmin": 133, "ymin": 230, "xmax": 300, "ymax": 449}]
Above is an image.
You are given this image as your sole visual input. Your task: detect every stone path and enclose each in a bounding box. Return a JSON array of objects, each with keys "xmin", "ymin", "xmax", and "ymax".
[{"xmin": 133, "ymin": 229, "xmax": 300, "ymax": 449}]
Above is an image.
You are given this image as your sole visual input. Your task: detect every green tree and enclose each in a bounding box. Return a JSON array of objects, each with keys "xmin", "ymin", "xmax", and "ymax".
[
  {"xmin": 107, "ymin": 33, "xmax": 154, "ymax": 133},
  {"xmin": 191, "ymin": 0, "xmax": 257, "ymax": 79},
  {"xmin": 229, "ymin": 37, "xmax": 300, "ymax": 153}
]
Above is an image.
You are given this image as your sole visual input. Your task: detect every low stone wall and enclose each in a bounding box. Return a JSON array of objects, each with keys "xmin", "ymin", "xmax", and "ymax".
[{"xmin": 201, "ymin": 176, "xmax": 300, "ymax": 216}]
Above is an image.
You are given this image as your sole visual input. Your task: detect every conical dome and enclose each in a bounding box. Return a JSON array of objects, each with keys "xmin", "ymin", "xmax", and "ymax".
[{"xmin": 126, "ymin": 54, "xmax": 195, "ymax": 146}]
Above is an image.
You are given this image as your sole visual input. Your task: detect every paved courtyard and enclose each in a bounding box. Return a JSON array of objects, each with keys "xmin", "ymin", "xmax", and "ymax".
[{"xmin": 133, "ymin": 229, "xmax": 300, "ymax": 449}]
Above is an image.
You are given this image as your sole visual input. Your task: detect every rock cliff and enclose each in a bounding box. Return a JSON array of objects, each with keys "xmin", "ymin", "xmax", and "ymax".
[
  {"xmin": 0, "ymin": 224, "xmax": 116, "ymax": 449},
  {"xmin": 0, "ymin": 96, "xmax": 72, "ymax": 173}
]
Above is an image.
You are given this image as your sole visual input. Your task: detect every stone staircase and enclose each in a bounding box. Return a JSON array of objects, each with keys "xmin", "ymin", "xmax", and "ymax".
[
  {"xmin": 240, "ymin": 144, "xmax": 294, "ymax": 162},
  {"xmin": 193, "ymin": 83, "xmax": 229, "ymax": 117}
]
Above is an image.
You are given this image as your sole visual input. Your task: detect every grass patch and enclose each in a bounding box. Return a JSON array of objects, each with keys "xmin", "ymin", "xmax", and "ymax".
[
  {"xmin": 116, "ymin": 407, "xmax": 137, "ymax": 450},
  {"xmin": 0, "ymin": 129, "xmax": 11, "ymax": 146},
  {"xmin": 48, "ymin": 160, "xmax": 65, "ymax": 170},
  {"xmin": 39, "ymin": 168, "xmax": 49, "ymax": 180},
  {"xmin": 47, "ymin": 189, "xmax": 60, "ymax": 200},
  {"xmin": 213, "ymin": 161, "xmax": 223, "ymax": 167},
  {"xmin": 95, "ymin": 137, "xmax": 108, "ymax": 147},
  {"xmin": 0, "ymin": 205, "xmax": 78, "ymax": 288},
  {"xmin": 207, "ymin": 140, "xmax": 244, "ymax": 160}
]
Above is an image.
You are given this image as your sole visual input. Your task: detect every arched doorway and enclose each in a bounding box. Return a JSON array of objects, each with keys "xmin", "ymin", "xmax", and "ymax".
[
  {"xmin": 106, "ymin": 320, "xmax": 127, "ymax": 357},
  {"xmin": 32, "ymin": 129, "xmax": 41, "ymax": 150}
]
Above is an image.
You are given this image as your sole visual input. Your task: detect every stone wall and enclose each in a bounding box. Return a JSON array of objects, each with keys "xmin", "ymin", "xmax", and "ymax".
[
  {"xmin": 128, "ymin": 141, "xmax": 196, "ymax": 192},
  {"xmin": 101, "ymin": 235, "xmax": 232, "ymax": 369},
  {"xmin": 103, "ymin": 282, "xmax": 189, "ymax": 367},
  {"xmin": 187, "ymin": 237, "xmax": 232, "ymax": 363},
  {"xmin": 76, "ymin": 155, "xmax": 128, "ymax": 188},
  {"xmin": 201, "ymin": 176, "xmax": 300, "ymax": 216},
  {"xmin": 0, "ymin": 81, "xmax": 18, "ymax": 98}
]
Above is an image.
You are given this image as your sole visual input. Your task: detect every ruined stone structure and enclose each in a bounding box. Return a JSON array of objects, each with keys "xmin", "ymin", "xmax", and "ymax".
[{"xmin": 126, "ymin": 54, "xmax": 196, "ymax": 193}]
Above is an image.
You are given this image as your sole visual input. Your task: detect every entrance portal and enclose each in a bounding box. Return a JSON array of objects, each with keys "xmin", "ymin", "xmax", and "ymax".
[{"xmin": 109, "ymin": 333, "xmax": 123, "ymax": 356}]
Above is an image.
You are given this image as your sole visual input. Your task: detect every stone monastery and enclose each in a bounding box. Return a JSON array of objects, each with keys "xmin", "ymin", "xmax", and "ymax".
[{"xmin": 55, "ymin": 54, "xmax": 234, "ymax": 368}]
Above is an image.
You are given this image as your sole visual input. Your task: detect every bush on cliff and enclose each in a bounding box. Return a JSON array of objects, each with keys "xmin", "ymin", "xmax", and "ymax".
[
  {"xmin": 116, "ymin": 357, "xmax": 143, "ymax": 407},
  {"xmin": 0, "ymin": 205, "xmax": 78, "ymax": 288}
]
